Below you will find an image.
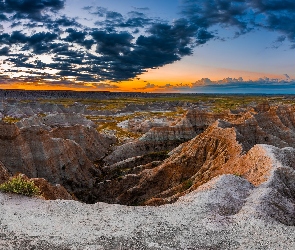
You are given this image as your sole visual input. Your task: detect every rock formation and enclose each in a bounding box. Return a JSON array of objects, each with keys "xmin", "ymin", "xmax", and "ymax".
[
  {"xmin": 2, "ymin": 101, "xmax": 295, "ymax": 209},
  {"xmin": 50, "ymin": 125, "xmax": 116, "ymax": 162},
  {"xmin": 0, "ymin": 161, "xmax": 9, "ymax": 184},
  {"xmin": 95, "ymin": 104, "xmax": 295, "ymax": 205},
  {"xmin": 31, "ymin": 177, "xmax": 74, "ymax": 200},
  {"xmin": 0, "ymin": 122, "xmax": 100, "ymax": 202}
]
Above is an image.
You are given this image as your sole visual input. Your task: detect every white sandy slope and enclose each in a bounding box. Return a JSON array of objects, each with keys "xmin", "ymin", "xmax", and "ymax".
[{"xmin": 1, "ymin": 144, "xmax": 295, "ymax": 249}]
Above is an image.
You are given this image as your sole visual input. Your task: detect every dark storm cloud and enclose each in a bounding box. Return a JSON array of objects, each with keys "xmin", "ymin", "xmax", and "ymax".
[
  {"xmin": 10, "ymin": 21, "xmax": 22, "ymax": 28},
  {"xmin": 0, "ymin": 13, "xmax": 8, "ymax": 21},
  {"xmin": 1, "ymin": 1, "xmax": 295, "ymax": 87},
  {"xmin": 134, "ymin": 20, "xmax": 196, "ymax": 68},
  {"xmin": 182, "ymin": 0, "xmax": 295, "ymax": 46},
  {"xmin": 0, "ymin": 0, "xmax": 65, "ymax": 20},
  {"xmin": 0, "ymin": 31, "xmax": 58, "ymax": 54},
  {"xmin": 119, "ymin": 17, "xmax": 152, "ymax": 28},
  {"xmin": 196, "ymin": 29, "xmax": 215, "ymax": 45},
  {"xmin": 91, "ymin": 30, "xmax": 133, "ymax": 56},
  {"xmin": 82, "ymin": 6, "xmax": 92, "ymax": 11},
  {"xmin": 250, "ymin": 0, "xmax": 295, "ymax": 11},
  {"xmin": 106, "ymin": 11, "xmax": 124, "ymax": 21},
  {"xmin": 0, "ymin": 46, "xmax": 9, "ymax": 55},
  {"xmin": 64, "ymin": 28, "xmax": 88, "ymax": 45},
  {"xmin": 91, "ymin": 7, "xmax": 152, "ymax": 30},
  {"xmin": 54, "ymin": 16, "xmax": 81, "ymax": 27}
]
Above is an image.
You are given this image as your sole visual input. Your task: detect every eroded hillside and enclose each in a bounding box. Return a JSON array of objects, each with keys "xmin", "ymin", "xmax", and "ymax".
[{"xmin": 1, "ymin": 92, "xmax": 295, "ymax": 208}]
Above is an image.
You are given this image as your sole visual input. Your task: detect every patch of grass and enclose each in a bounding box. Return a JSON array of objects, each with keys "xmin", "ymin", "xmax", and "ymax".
[
  {"xmin": 38, "ymin": 98, "xmax": 75, "ymax": 107},
  {"xmin": 182, "ymin": 179, "xmax": 193, "ymax": 191},
  {"xmin": 37, "ymin": 113, "xmax": 47, "ymax": 117},
  {"xmin": 0, "ymin": 175, "xmax": 40, "ymax": 197},
  {"xmin": 2, "ymin": 116, "xmax": 21, "ymax": 124},
  {"xmin": 146, "ymin": 151, "xmax": 170, "ymax": 160}
]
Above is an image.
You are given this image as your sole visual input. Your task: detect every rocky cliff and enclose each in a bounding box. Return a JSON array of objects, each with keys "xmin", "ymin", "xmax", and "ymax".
[
  {"xmin": 0, "ymin": 122, "xmax": 111, "ymax": 202},
  {"xmin": 2, "ymin": 103, "xmax": 295, "ymax": 207},
  {"xmin": 95, "ymin": 104, "xmax": 295, "ymax": 205}
]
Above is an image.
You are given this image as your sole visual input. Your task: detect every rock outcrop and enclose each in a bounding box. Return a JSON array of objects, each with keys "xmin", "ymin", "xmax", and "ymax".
[
  {"xmin": 2, "ymin": 102, "xmax": 295, "ymax": 208},
  {"xmin": 31, "ymin": 177, "xmax": 74, "ymax": 201},
  {"xmin": 16, "ymin": 113, "xmax": 96, "ymax": 128},
  {"xmin": 103, "ymin": 109, "xmax": 249, "ymax": 165},
  {"xmin": 0, "ymin": 161, "xmax": 9, "ymax": 184},
  {"xmin": 94, "ymin": 105, "xmax": 295, "ymax": 206},
  {"xmin": 0, "ymin": 123, "xmax": 100, "ymax": 202},
  {"xmin": 50, "ymin": 125, "xmax": 116, "ymax": 162}
]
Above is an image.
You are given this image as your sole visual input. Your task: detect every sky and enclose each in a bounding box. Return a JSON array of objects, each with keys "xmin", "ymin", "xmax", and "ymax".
[{"xmin": 0, "ymin": 0, "xmax": 295, "ymax": 93}]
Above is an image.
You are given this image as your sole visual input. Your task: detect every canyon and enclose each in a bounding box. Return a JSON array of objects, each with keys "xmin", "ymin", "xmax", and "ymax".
[{"xmin": 1, "ymin": 91, "xmax": 295, "ymax": 249}]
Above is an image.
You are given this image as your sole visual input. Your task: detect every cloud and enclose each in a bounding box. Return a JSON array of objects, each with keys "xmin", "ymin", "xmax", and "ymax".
[
  {"xmin": 284, "ymin": 74, "xmax": 290, "ymax": 79},
  {"xmin": 192, "ymin": 77, "xmax": 244, "ymax": 86},
  {"xmin": 89, "ymin": 6, "xmax": 107, "ymax": 17},
  {"xmin": 192, "ymin": 76, "xmax": 295, "ymax": 87},
  {"xmin": 133, "ymin": 82, "xmax": 190, "ymax": 92},
  {"xmin": 0, "ymin": 0, "xmax": 65, "ymax": 20},
  {"xmin": 1, "ymin": 1, "xmax": 295, "ymax": 88},
  {"xmin": 181, "ymin": 0, "xmax": 295, "ymax": 47},
  {"xmin": 129, "ymin": 76, "xmax": 295, "ymax": 93},
  {"xmin": 63, "ymin": 28, "xmax": 94, "ymax": 49},
  {"xmin": 82, "ymin": 6, "xmax": 93, "ymax": 11},
  {"xmin": 132, "ymin": 7, "xmax": 150, "ymax": 11},
  {"xmin": 0, "ymin": 46, "xmax": 9, "ymax": 55}
]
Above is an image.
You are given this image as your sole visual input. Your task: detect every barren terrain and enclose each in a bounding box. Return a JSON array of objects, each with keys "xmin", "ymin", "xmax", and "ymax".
[{"xmin": 1, "ymin": 90, "xmax": 295, "ymax": 249}]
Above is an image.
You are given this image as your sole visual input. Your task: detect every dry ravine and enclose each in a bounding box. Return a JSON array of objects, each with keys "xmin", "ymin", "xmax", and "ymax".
[{"xmin": 1, "ymin": 98, "xmax": 295, "ymax": 249}]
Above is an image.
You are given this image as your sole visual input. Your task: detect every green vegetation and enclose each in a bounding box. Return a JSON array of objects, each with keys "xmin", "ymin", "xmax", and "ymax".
[
  {"xmin": 34, "ymin": 94, "xmax": 295, "ymax": 144},
  {"xmin": 146, "ymin": 151, "xmax": 170, "ymax": 160},
  {"xmin": 233, "ymin": 172, "xmax": 243, "ymax": 177},
  {"xmin": 182, "ymin": 179, "xmax": 193, "ymax": 191},
  {"xmin": 2, "ymin": 116, "xmax": 21, "ymax": 124},
  {"xmin": 91, "ymin": 109, "xmax": 185, "ymax": 144},
  {"xmin": 0, "ymin": 175, "xmax": 40, "ymax": 197},
  {"xmin": 38, "ymin": 98, "xmax": 75, "ymax": 107}
]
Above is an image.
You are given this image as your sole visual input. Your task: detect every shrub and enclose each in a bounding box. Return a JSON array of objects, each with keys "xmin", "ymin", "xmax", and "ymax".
[
  {"xmin": 0, "ymin": 175, "xmax": 40, "ymax": 197},
  {"xmin": 182, "ymin": 179, "xmax": 193, "ymax": 191}
]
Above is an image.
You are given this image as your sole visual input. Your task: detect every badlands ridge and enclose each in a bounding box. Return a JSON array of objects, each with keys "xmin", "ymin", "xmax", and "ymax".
[{"xmin": 1, "ymin": 92, "xmax": 295, "ymax": 249}]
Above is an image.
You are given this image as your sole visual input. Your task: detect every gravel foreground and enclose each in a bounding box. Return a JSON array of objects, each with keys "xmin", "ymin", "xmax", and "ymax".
[{"xmin": 1, "ymin": 173, "xmax": 295, "ymax": 250}]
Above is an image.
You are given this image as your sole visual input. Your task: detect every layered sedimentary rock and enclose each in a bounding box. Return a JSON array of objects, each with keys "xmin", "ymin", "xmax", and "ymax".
[
  {"xmin": 1, "ymin": 101, "xmax": 87, "ymax": 119},
  {"xmin": 31, "ymin": 177, "xmax": 74, "ymax": 200},
  {"xmin": 95, "ymin": 104, "xmax": 295, "ymax": 206},
  {"xmin": 16, "ymin": 113, "xmax": 96, "ymax": 128},
  {"xmin": 0, "ymin": 122, "xmax": 99, "ymax": 201},
  {"xmin": 103, "ymin": 109, "xmax": 250, "ymax": 165},
  {"xmin": 2, "ymin": 103, "xmax": 295, "ymax": 207},
  {"xmin": 96, "ymin": 121, "xmax": 244, "ymax": 205},
  {"xmin": 0, "ymin": 161, "xmax": 9, "ymax": 184},
  {"xmin": 51, "ymin": 125, "xmax": 116, "ymax": 162}
]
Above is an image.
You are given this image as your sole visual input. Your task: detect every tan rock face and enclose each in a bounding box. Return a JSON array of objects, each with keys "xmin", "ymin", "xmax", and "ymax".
[
  {"xmin": 0, "ymin": 122, "xmax": 20, "ymax": 140},
  {"xmin": 94, "ymin": 105, "xmax": 295, "ymax": 206},
  {"xmin": 103, "ymin": 109, "xmax": 238, "ymax": 165},
  {"xmin": 31, "ymin": 178, "xmax": 73, "ymax": 200},
  {"xmin": 0, "ymin": 161, "xmax": 9, "ymax": 184},
  {"xmin": 2, "ymin": 103, "xmax": 295, "ymax": 206},
  {"xmin": 104, "ymin": 108, "xmax": 258, "ymax": 166},
  {"xmin": 0, "ymin": 124, "xmax": 100, "ymax": 201},
  {"xmin": 51, "ymin": 125, "xmax": 116, "ymax": 162}
]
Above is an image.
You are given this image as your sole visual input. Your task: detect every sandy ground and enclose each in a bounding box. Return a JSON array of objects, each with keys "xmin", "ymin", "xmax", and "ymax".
[{"xmin": 1, "ymin": 174, "xmax": 295, "ymax": 250}]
